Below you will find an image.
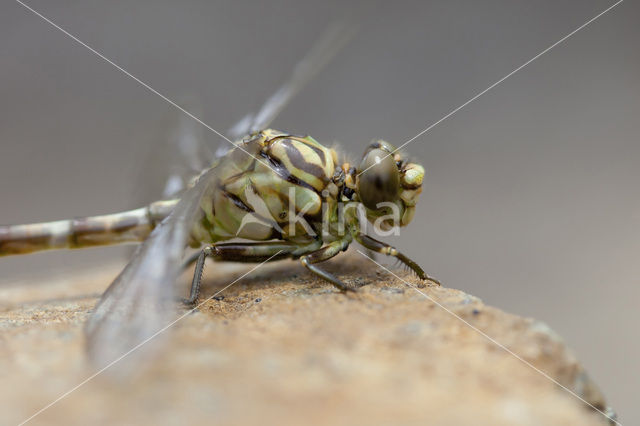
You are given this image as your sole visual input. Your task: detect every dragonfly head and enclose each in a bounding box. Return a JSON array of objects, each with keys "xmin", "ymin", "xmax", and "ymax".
[{"xmin": 355, "ymin": 141, "xmax": 425, "ymax": 230}]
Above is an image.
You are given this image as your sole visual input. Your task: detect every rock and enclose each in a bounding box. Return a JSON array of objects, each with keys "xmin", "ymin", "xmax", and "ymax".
[{"xmin": 0, "ymin": 253, "xmax": 616, "ymax": 425}]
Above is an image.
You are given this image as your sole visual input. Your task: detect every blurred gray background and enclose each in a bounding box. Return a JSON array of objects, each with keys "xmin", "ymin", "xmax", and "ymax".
[{"xmin": 1, "ymin": 0, "xmax": 638, "ymax": 422}]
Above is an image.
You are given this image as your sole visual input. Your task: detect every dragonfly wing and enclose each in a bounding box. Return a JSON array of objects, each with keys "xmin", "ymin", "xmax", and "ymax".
[
  {"xmin": 136, "ymin": 102, "xmax": 217, "ymax": 202},
  {"xmin": 85, "ymin": 167, "xmax": 218, "ymax": 369},
  {"xmin": 225, "ymin": 113, "xmax": 254, "ymax": 146},
  {"xmin": 165, "ymin": 110, "xmax": 216, "ymax": 196},
  {"xmin": 224, "ymin": 21, "xmax": 356, "ymax": 146}
]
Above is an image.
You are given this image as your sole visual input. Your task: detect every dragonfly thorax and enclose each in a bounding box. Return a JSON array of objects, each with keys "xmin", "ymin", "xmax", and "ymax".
[{"xmin": 191, "ymin": 130, "xmax": 339, "ymax": 245}]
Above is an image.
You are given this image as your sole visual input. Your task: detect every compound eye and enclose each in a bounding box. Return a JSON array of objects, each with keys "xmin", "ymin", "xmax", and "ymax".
[{"xmin": 357, "ymin": 148, "xmax": 400, "ymax": 210}]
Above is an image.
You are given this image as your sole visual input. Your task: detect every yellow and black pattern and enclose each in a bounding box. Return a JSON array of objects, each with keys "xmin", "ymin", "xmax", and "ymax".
[{"xmin": 192, "ymin": 129, "xmax": 338, "ymax": 244}]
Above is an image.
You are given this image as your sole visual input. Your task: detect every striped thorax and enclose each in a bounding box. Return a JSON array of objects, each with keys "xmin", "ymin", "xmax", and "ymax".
[{"xmin": 191, "ymin": 129, "xmax": 339, "ymax": 245}]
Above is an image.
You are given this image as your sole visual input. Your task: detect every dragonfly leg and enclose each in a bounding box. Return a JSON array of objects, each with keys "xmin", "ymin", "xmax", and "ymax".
[
  {"xmin": 184, "ymin": 242, "xmax": 303, "ymax": 305},
  {"xmin": 184, "ymin": 246, "xmax": 214, "ymax": 305},
  {"xmin": 300, "ymin": 239, "xmax": 354, "ymax": 292},
  {"xmin": 354, "ymin": 233, "xmax": 441, "ymax": 286}
]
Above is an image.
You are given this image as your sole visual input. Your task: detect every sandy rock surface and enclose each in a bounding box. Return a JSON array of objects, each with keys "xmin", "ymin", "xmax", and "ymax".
[{"xmin": 0, "ymin": 253, "xmax": 614, "ymax": 426}]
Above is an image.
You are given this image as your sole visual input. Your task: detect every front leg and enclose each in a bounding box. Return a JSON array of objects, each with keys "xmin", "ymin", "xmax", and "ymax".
[
  {"xmin": 354, "ymin": 233, "xmax": 441, "ymax": 286},
  {"xmin": 300, "ymin": 238, "xmax": 353, "ymax": 292},
  {"xmin": 185, "ymin": 242, "xmax": 304, "ymax": 305}
]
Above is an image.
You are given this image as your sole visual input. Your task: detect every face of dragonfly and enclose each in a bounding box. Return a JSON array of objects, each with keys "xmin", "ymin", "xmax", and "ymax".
[{"xmin": 355, "ymin": 141, "xmax": 425, "ymax": 231}]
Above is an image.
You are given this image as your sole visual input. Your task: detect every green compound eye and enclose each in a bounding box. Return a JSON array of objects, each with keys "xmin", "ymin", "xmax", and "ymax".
[{"xmin": 357, "ymin": 148, "xmax": 400, "ymax": 210}]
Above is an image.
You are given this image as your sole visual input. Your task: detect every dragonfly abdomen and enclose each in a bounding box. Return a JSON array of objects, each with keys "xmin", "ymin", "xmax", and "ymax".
[{"xmin": 0, "ymin": 199, "xmax": 178, "ymax": 256}]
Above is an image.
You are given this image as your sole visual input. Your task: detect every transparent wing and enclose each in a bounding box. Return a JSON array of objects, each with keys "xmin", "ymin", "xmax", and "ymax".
[
  {"xmin": 136, "ymin": 101, "xmax": 217, "ymax": 202},
  {"xmin": 163, "ymin": 109, "xmax": 216, "ymax": 197},
  {"xmin": 85, "ymin": 167, "xmax": 218, "ymax": 369},
  {"xmin": 223, "ymin": 21, "xmax": 357, "ymax": 151}
]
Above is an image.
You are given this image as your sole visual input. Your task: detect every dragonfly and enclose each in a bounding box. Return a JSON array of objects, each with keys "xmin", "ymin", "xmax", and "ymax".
[{"xmin": 0, "ymin": 23, "xmax": 438, "ymax": 366}]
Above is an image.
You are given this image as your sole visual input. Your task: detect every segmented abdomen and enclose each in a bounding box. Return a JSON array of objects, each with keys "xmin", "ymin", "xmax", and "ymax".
[{"xmin": 0, "ymin": 200, "xmax": 177, "ymax": 256}]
